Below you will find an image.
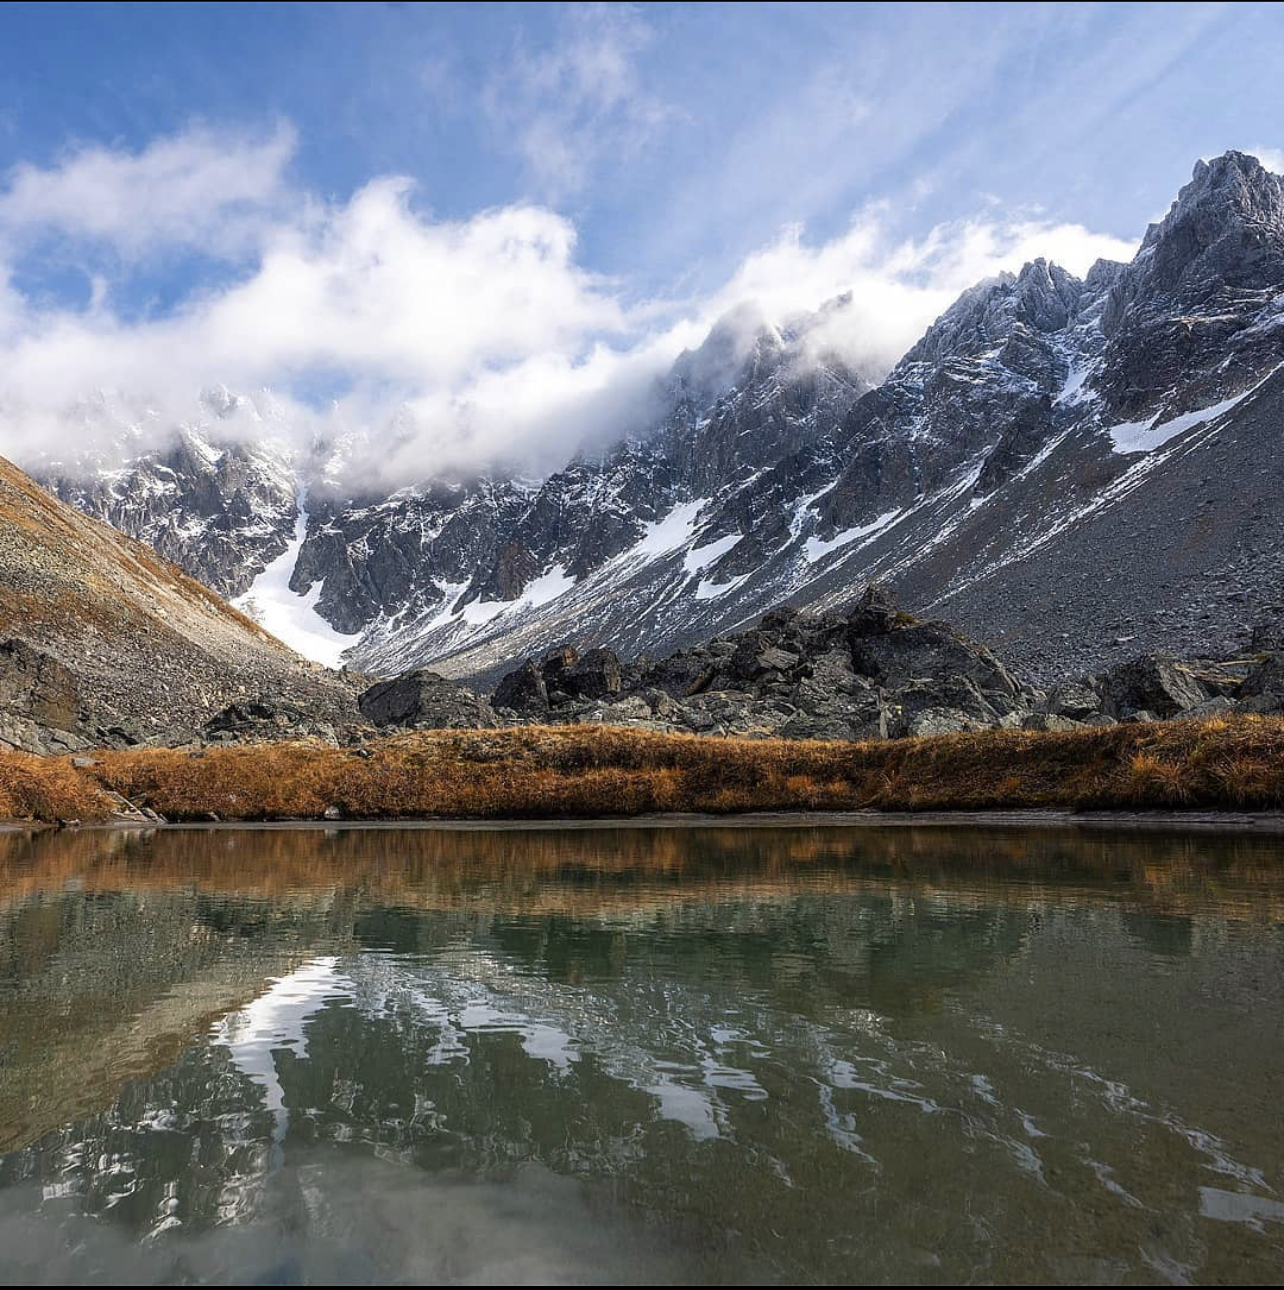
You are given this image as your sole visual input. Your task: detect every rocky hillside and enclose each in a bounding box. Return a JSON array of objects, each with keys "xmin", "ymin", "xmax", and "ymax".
[
  {"xmin": 0, "ymin": 455, "xmax": 362, "ymax": 752},
  {"xmin": 22, "ymin": 152, "xmax": 1284, "ymax": 684}
]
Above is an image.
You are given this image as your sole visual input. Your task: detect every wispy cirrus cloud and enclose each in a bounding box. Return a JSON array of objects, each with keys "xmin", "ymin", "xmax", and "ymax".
[{"xmin": 481, "ymin": 3, "xmax": 674, "ymax": 199}]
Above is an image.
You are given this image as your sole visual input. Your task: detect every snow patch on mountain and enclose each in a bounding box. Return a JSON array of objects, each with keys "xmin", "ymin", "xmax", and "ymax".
[
  {"xmin": 804, "ymin": 509, "xmax": 903, "ymax": 563},
  {"xmin": 634, "ymin": 498, "xmax": 709, "ymax": 556},
  {"xmin": 683, "ymin": 532, "xmax": 741, "ymax": 574},
  {"xmin": 233, "ymin": 502, "xmax": 358, "ymax": 668},
  {"xmin": 1108, "ymin": 370, "xmax": 1279, "ymax": 454},
  {"xmin": 694, "ymin": 571, "xmax": 751, "ymax": 600}
]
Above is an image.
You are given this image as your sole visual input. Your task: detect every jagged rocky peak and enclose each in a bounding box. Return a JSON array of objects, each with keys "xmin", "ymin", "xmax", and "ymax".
[
  {"xmin": 1081, "ymin": 256, "xmax": 1127, "ymax": 304},
  {"xmin": 1011, "ymin": 258, "xmax": 1083, "ymax": 331},
  {"xmin": 1106, "ymin": 150, "xmax": 1284, "ymax": 331},
  {"xmin": 1097, "ymin": 150, "xmax": 1284, "ymax": 419},
  {"xmin": 1150, "ymin": 150, "xmax": 1283, "ymax": 265},
  {"xmin": 668, "ymin": 300, "xmax": 784, "ymax": 405},
  {"xmin": 900, "ymin": 259, "xmax": 1083, "ymax": 369}
]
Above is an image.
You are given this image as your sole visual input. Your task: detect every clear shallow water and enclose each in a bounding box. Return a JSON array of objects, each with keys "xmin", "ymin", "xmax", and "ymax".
[{"xmin": 0, "ymin": 823, "xmax": 1281, "ymax": 1285}]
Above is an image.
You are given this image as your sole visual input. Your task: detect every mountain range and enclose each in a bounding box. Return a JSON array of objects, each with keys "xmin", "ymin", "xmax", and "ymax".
[{"xmin": 26, "ymin": 151, "xmax": 1284, "ymax": 686}]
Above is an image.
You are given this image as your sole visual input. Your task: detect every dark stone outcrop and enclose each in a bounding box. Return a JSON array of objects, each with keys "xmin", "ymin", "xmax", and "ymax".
[
  {"xmin": 484, "ymin": 585, "xmax": 1040, "ymax": 741},
  {"xmin": 205, "ymin": 700, "xmax": 342, "ymax": 744},
  {"xmin": 0, "ymin": 639, "xmax": 88, "ymax": 753},
  {"xmin": 1101, "ymin": 655, "xmax": 1209, "ymax": 719},
  {"xmin": 1237, "ymin": 652, "xmax": 1284, "ymax": 712},
  {"xmin": 0, "ymin": 639, "xmax": 80, "ymax": 732},
  {"xmin": 564, "ymin": 647, "xmax": 622, "ymax": 700},
  {"xmin": 358, "ymin": 670, "xmax": 498, "ymax": 730},
  {"xmin": 1043, "ymin": 682, "xmax": 1104, "ymax": 720},
  {"xmin": 492, "ymin": 660, "xmax": 550, "ymax": 714}
]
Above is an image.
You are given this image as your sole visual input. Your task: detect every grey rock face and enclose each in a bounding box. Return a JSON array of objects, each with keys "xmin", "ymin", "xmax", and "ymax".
[
  {"xmin": 492, "ymin": 660, "xmax": 550, "ymax": 715},
  {"xmin": 358, "ymin": 670, "xmax": 499, "ymax": 730},
  {"xmin": 1023, "ymin": 712, "xmax": 1087, "ymax": 732},
  {"xmin": 850, "ymin": 622, "xmax": 1021, "ymax": 699},
  {"xmin": 1239, "ymin": 651, "xmax": 1284, "ymax": 699},
  {"xmin": 1239, "ymin": 691, "xmax": 1284, "ymax": 715},
  {"xmin": 1101, "ymin": 655, "xmax": 1209, "ymax": 719},
  {"xmin": 204, "ymin": 700, "xmax": 341, "ymax": 745},
  {"xmin": 0, "ymin": 639, "xmax": 92, "ymax": 753},
  {"xmin": 564, "ymin": 648, "xmax": 623, "ymax": 700},
  {"xmin": 1043, "ymin": 682, "xmax": 1104, "ymax": 720}
]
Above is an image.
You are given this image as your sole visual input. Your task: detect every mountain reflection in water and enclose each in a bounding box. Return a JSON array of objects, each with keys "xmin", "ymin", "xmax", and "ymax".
[{"xmin": 0, "ymin": 823, "xmax": 1281, "ymax": 1285}]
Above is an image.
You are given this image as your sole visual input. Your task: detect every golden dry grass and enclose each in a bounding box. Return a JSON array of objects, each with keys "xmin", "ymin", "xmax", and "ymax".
[
  {"xmin": 0, "ymin": 751, "xmax": 117, "ymax": 822},
  {"xmin": 3, "ymin": 713, "xmax": 1284, "ymax": 824}
]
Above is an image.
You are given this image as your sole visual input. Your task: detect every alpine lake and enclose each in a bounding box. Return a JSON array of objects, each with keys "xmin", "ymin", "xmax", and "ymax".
[{"xmin": 0, "ymin": 820, "xmax": 1281, "ymax": 1285}]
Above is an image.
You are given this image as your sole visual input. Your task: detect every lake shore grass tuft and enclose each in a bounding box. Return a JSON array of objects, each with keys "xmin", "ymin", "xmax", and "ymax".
[{"xmin": 4, "ymin": 714, "xmax": 1284, "ymax": 824}]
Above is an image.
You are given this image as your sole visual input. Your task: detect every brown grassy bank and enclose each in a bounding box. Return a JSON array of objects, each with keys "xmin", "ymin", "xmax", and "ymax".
[{"xmin": 4, "ymin": 715, "xmax": 1284, "ymax": 824}]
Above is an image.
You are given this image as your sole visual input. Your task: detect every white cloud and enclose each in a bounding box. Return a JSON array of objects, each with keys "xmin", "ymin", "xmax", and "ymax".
[
  {"xmin": 1246, "ymin": 144, "xmax": 1284, "ymax": 175},
  {"xmin": 482, "ymin": 3, "xmax": 673, "ymax": 198},
  {"xmin": 0, "ymin": 124, "xmax": 297, "ymax": 259},
  {"xmin": 698, "ymin": 211, "xmax": 1137, "ymax": 377},
  {"xmin": 0, "ymin": 124, "xmax": 1140, "ymax": 486}
]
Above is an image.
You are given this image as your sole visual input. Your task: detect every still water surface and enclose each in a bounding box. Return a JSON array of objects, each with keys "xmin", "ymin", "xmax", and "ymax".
[{"xmin": 0, "ymin": 822, "xmax": 1281, "ymax": 1285}]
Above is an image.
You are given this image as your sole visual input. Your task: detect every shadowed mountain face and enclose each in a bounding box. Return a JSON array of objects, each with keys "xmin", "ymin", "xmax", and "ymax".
[{"xmin": 26, "ymin": 153, "xmax": 1284, "ymax": 683}]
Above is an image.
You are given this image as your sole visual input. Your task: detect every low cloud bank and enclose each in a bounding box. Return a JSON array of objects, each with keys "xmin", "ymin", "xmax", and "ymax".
[{"xmin": 0, "ymin": 124, "xmax": 1140, "ymax": 487}]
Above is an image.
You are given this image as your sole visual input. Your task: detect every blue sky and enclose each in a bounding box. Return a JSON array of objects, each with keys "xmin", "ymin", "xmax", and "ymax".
[{"xmin": 0, "ymin": 1, "xmax": 1280, "ymax": 474}]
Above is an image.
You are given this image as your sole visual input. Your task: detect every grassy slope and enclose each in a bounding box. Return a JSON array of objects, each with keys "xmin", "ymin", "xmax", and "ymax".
[{"xmin": 4, "ymin": 715, "xmax": 1284, "ymax": 823}]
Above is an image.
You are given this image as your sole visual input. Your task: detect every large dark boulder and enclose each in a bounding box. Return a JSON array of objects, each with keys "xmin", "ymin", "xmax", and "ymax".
[
  {"xmin": 205, "ymin": 699, "xmax": 343, "ymax": 743},
  {"xmin": 0, "ymin": 638, "xmax": 80, "ymax": 732},
  {"xmin": 540, "ymin": 644, "xmax": 580, "ymax": 684},
  {"xmin": 727, "ymin": 632, "xmax": 801, "ymax": 682},
  {"xmin": 780, "ymin": 687, "xmax": 888, "ymax": 742},
  {"xmin": 0, "ymin": 638, "xmax": 89, "ymax": 752},
  {"xmin": 1237, "ymin": 652, "xmax": 1284, "ymax": 712},
  {"xmin": 780, "ymin": 648, "xmax": 886, "ymax": 740},
  {"xmin": 1239, "ymin": 651, "xmax": 1284, "ymax": 698},
  {"xmin": 886, "ymin": 675, "xmax": 1004, "ymax": 738},
  {"xmin": 845, "ymin": 584, "xmax": 907, "ymax": 639},
  {"xmin": 564, "ymin": 647, "xmax": 622, "ymax": 699},
  {"xmin": 359, "ymin": 670, "xmax": 498, "ymax": 729},
  {"xmin": 1101, "ymin": 655, "xmax": 1208, "ymax": 718},
  {"xmin": 639, "ymin": 645, "xmax": 726, "ymax": 698},
  {"xmin": 1044, "ymin": 681, "xmax": 1104, "ymax": 720},
  {"xmin": 850, "ymin": 620, "xmax": 1020, "ymax": 698},
  {"xmin": 492, "ymin": 660, "xmax": 550, "ymax": 714}
]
